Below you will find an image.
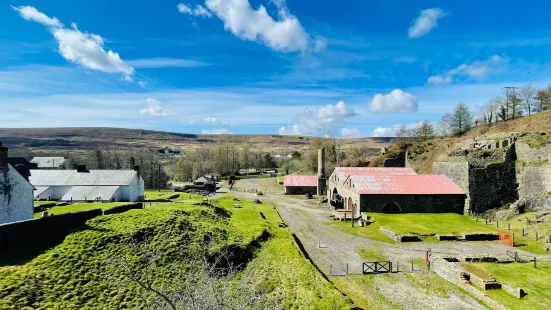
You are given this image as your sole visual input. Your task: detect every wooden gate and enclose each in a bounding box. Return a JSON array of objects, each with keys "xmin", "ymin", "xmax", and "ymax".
[{"xmin": 363, "ymin": 261, "xmax": 392, "ymax": 274}]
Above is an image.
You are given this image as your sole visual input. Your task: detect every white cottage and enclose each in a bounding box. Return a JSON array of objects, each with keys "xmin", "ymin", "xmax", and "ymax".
[
  {"xmin": 30, "ymin": 166, "xmax": 145, "ymax": 202},
  {"xmin": 0, "ymin": 143, "xmax": 34, "ymax": 225}
]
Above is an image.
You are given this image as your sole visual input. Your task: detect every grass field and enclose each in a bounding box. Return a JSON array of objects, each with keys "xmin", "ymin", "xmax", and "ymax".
[
  {"xmin": 464, "ymin": 261, "xmax": 551, "ymax": 310},
  {"xmin": 325, "ymin": 212, "xmax": 549, "ymax": 253},
  {"xmin": 33, "ymin": 202, "xmax": 127, "ymax": 218},
  {"xmin": 2, "ymin": 194, "xmax": 352, "ymax": 309}
]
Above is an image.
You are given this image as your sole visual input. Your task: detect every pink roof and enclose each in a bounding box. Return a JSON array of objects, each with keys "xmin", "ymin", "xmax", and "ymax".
[
  {"xmin": 334, "ymin": 167, "xmax": 416, "ymax": 183},
  {"xmin": 348, "ymin": 175, "xmax": 465, "ymax": 195},
  {"xmin": 284, "ymin": 175, "xmax": 318, "ymax": 187}
]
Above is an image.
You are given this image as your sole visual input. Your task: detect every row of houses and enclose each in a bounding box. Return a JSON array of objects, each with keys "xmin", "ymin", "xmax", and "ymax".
[
  {"xmin": 0, "ymin": 143, "xmax": 145, "ymax": 225},
  {"xmin": 284, "ymin": 167, "xmax": 466, "ymax": 215}
]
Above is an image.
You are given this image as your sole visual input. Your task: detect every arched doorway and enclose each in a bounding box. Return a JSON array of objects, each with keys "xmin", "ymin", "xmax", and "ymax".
[
  {"xmin": 383, "ymin": 203, "xmax": 401, "ymax": 214},
  {"xmin": 348, "ymin": 198, "xmax": 353, "ymax": 211}
]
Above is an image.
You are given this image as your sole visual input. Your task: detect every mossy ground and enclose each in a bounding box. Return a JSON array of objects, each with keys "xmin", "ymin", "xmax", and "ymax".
[
  {"xmin": 1, "ymin": 195, "xmax": 352, "ymax": 309},
  {"xmin": 465, "ymin": 261, "xmax": 551, "ymax": 310},
  {"xmin": 326, "ymin": 212, "xmax": 549, "ymax": 254}
]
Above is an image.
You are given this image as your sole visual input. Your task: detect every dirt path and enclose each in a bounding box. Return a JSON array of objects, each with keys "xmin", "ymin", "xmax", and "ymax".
[{"xmin": 226, "ymin": 179, "xmax": 548, "ymax": 309}]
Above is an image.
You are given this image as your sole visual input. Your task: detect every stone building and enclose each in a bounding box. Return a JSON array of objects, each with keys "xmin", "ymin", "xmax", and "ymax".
[
  {"xmin": 283, "ymin": 175, "xmax": 318, "ymax": 195},
  {"xmin": 0, "ymin": 142, "xmax": 34, "ymax": 225},
  {"xmin": 30, "ymin": 166, "xmax": 144, "ymax": 202},
  {"xmin": 328, "ymin": 167, "xmax": 465, "ymax": 215}
]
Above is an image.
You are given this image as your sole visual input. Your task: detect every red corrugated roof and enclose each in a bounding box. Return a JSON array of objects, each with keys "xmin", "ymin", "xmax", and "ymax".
[
  {"xmin": 334, "ymin": 167, "xmax": 416, "ymax": 183},
  {"xmin": 348, "ymin": 175, "xmax": 465, "ymax": 195},
  {"xmin": 284, "ymin": 175, "xmax": 318, "ymax": 187}
]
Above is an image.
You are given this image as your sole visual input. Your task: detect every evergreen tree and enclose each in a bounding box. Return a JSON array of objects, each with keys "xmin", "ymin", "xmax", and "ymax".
[{"xmin": 450, "ymin": 103, "xmax": 473, "ymax": 134}]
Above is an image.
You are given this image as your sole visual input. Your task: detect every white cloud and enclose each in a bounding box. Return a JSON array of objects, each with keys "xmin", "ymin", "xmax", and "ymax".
[
  {"xmin": 138, "ymin": 81, "xmax": 148, "ymax": 88},
  {"xmin": 204, "ymin": 0, "xmax": 320, "ymax": 53},
  {"xmin": 202, "ymin": 128, "xmax": 233, "ymax": 134},
  {"xmin": 341, "ymin": 128, "xmax": 364, "ymax": 139},
  {"xmin": 177, "ymin": 3, "xmax": 213, "ymax": 17},
  {"xmin": 127, "ymin": 58, "xmax": 209, "ymax": 68},
  {"xmin": 139, "ymin": 98, "xmax": 172, "ymax": 117},
  {"xmin": 279, "ymin": 100, "xmax": 355, "ymax": 135},
  {"xmin": 205, "ymin": 117, "xmax": 231, "ymax": 126},
  {"xmin": 12, "ymin": 6, "xmax": 134, "ymax": 80},
  {"xmin": 428, "ymin": 55, "xmax": 507, "ymax": 85},
  {"xmin": 11, "ymin": 5, "xmax": 63, "ymax": 27},
  {"xmin": 408, "ymin": 8, "xmax": 445, "ymax": 39},
  {"xmin": 369, "ymin": 89, "xmax": 419, "ymax": 113}
]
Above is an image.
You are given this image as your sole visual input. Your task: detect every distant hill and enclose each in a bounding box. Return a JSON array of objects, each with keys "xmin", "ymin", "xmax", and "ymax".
[{"xmin": 0, "ymin": 127, "xmax": 392, "ymax": 153}]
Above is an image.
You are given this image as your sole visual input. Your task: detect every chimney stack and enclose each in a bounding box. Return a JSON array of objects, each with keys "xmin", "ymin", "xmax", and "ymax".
[
  {"xmin": 317, "ymin": 148, "xmax": 327, "ymax": 196},
  {"xmin": 0, "ymin": 142, "xmax": 8, "ymax": 170},
  {"xmin": 134, "ymin": 165, "xmax": 141, "ymax": 178}
]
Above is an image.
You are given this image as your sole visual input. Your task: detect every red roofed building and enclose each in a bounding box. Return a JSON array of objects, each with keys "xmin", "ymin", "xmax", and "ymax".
[
  {"xmin": 328, "ymin": 167, "xmax": 466, "ymax": 215},
  {"xmin": 284, "ymin": 175, "xmax": 318, "ymax": 195}
]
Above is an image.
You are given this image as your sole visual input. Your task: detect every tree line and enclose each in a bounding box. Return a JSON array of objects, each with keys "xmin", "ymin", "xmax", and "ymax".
[{"xmin": 398, "ymin": 84, "xmax": 551, "ymax": 140}]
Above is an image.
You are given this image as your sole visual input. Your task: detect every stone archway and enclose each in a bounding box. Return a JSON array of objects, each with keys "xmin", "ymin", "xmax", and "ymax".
[{"xmin": 382, "ymin": 202, "xmax": 401, "ymax": 214}]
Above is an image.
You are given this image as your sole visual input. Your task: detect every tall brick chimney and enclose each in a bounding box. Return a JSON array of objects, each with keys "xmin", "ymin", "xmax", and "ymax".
[
  {"xmin": 0, "ymin": 142, "xmax": 8, "ymax": 170},
  {"xmin": 317, "ymin": 148, "xmax": 327, "ymax": 196}
]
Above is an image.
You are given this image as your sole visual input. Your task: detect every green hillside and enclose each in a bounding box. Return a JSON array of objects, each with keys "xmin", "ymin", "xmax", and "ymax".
[{"xmin": 0, "ymin": 198, "xmax": 352, "ymax": 309}]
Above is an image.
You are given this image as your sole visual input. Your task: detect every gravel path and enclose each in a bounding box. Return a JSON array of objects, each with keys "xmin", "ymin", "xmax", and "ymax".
[{"xmin": 228, "ymin": 179, "xmax": 549, "ymax": 309}]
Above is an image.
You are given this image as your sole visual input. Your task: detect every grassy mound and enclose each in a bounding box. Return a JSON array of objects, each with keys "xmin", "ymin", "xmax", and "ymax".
[{"xmin": 1, "ymin": 197, "xmax": 352, "ymax": 309}]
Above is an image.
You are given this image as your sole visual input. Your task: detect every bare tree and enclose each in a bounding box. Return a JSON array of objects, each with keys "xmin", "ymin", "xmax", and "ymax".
[
  {"xmin": 437, "ymin": 113, "xmax": 453, "ymax": 137},
  {"xmin": 520, "ymin": 85, "xmax": 536, "ymax": 115}
]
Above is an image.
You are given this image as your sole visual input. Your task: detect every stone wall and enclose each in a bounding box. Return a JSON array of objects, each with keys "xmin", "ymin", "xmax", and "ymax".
[
  {"xmin": 432, "ymin": 162, "xmax": 470, "ymax": 193},
  {"xmin": 519, "ymin": 166, "xmax": 551, "ymax": 198},
  {"xmin": 0, "ymin": 209, "xmax": 102, "ymax": 260},
  {"xmin": 468, "ymin": 154, "xmax": 518, "ymax": 213},
  {"xmin": 285, "ymin": 186, "xmax": 317, "ymax": 195},
  {"xmin": 515, "ymin": 140, "xmax": 551, "ymax": 163},
  {"xmin": 359, "ymin": 194, "xmax": 465, "ymax": 214},
  {"xmin": 383, "ymin": 151, "xmax": 407, "ymax": 167}
]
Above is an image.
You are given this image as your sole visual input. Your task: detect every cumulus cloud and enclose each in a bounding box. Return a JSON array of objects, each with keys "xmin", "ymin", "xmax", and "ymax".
[
  {"xmin": 279, "ymin": 100, "xmax": 355, "ymax": 135},
  {"xmin": 138, "ymin": 81, "xmax": 148, "ymax": 88},
  {"xmin": 341, "ymin": 128, "xmax": 364, "ymax": 139},
  {"xmin": 12, "ymin": 6, "xmax": 134, "ymax": 80},
  {"xmin": 202, "ymin": 128, "xmax": 233, "ymax": 134},
  {"xmin": 428, "ymin": 55, "xmax": 507, "ymax": 84},
  {"xmin": 177, "ymin": 3, "xmax": 212, "ymax": 17},
  {"xmin": 11, "ymin": 5, "xmax": 62, "ymax": 27},
  {"xmin": 140, "ymin": 98, "xmax": 172, "ymax": 117},
  {"xmin": 369, "ymin": 89, "xmax": 419, "ymax": 113},
  {"xmin": 408, "ymin": 8, "xmax": 445, "ymax": 39},
  {"xmin": 204, "ymin": 117, "xmax": 232, "ymax": 126},
  {"xmin": 203, "ymin": 0, "xmax": 321, "ymax": 53}
]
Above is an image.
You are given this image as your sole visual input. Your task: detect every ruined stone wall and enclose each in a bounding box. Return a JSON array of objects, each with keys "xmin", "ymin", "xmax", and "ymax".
[
  {"xmin": 432, "ymin": 162, "xmax": 469, "ymax": 193},
  {"xmin": 468, "ymin": 157, "xmax": 518, "ymax": 213},
  {"xmin": 515, "ymin": 141, "xmax": 551, "ymax": 163},
  {"xmin": 383, "ymin": 151, "xmax": 407, "ymax": 167},
  {"xmin": 359, "ymin": 194, "xmax": 465, "ymax": 214}
]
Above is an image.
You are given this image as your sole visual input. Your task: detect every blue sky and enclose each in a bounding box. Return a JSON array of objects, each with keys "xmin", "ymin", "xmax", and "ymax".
[{"xmin": 2, "ymin": 0, "xmax": 551, "ymax": 137}]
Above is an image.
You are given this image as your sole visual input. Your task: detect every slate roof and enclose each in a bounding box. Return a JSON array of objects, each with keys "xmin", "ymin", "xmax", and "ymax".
[
  {"xmin": 348, "ymin": 175, "xmax": 465, "ymax": 195},
  {"xmin": 333, "ymin": 167, "xmax": 416, "ymax": 184},
  {"xmin": 30, "ymin": 157, "xmax": 67, "ymax": 168},
  {"xmin": 61, "ymin": 186, "xmax": 120, "ymax": 201},
  {"xmin": 284, "ymin": 175, "xmax": 318, "ymax": 187},
  {"xmin": 29, "ymin": 170, "xmax": 138, "ymax": 186}
]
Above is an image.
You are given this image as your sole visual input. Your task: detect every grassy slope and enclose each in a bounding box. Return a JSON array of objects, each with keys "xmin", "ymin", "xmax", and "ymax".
[
  {"xmin": 375, "ymin": 111, "xmax": 551, "ymax": 174},
  {"xmin": 32, "ymin": 202, "xmax": 126, "ymax": 218},
  {"xmin": 464, "ymin": 262, "xmax": 551, "ymax": 310},
  {"xmin": 1, "ymin": 197, "xmax": 352, "ymax": 309},
  {"xmin": 325, "ymin": 212, "xmax": 548, "ymax": 253}
]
